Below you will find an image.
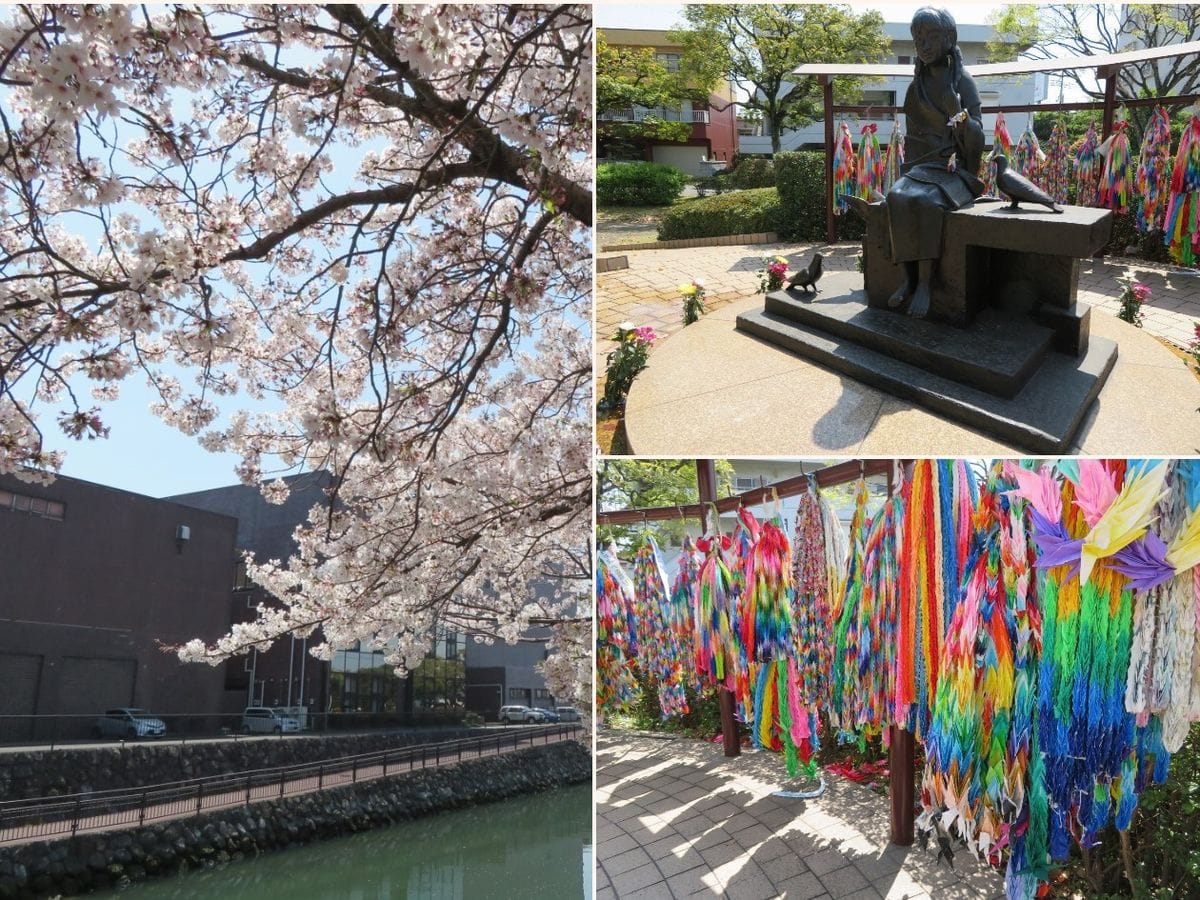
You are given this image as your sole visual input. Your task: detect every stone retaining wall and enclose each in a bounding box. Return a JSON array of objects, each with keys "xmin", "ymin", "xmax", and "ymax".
[
  {"xmin": 0, "ymin": 741, "xmax": 590, "ymax": 898},
  {"xmin": 0, "ymin": 728, "xmax": 495, "ymax": 799}
]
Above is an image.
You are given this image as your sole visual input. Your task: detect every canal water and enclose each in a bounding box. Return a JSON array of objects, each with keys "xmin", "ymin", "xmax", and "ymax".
[{"xmin": 94, "ymin": 783, "xmax": 592, "ymax": 899}]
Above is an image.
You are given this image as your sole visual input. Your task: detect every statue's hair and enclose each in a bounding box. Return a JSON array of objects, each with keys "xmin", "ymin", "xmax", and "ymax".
[{"xmin": 911, "ymin": 7, "xmax": 964, "ymax": 83}]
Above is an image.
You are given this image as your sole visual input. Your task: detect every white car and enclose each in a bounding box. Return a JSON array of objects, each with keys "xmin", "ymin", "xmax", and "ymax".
[
  {"xmin": 498, "ymin": 705, "xmax": 543, "ymax": 724},
  {"xmin": 94, "ymin": 708, "xmax": 166, "ymax": 739},
  {"xmin": 241, "ymin": 707, "xmax": 301, "ymax": 734}
]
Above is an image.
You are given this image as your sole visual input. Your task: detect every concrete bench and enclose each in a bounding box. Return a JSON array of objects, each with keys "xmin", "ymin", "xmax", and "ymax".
[{"xmin": 861, "ymin": 201, "xmax": 1112, "ymax": 356}]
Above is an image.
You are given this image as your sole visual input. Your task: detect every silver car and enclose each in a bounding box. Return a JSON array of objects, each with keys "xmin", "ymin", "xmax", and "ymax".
[
  {"xmin": 498, "ymin": 705, "xmax": 542, "ymax": 724},
  {"xmin": 94, "ymin": 708, "xmax": 166, "ymax": 739},
  {"xmin": 241, "ymin": 707, "xmax": 301, "ymax": 734}
]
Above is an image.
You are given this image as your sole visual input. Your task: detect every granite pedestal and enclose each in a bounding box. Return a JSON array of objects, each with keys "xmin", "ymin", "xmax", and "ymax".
[{"xmin": 735, "ymin": 202, "xmax": 1118, "ymax": 453}]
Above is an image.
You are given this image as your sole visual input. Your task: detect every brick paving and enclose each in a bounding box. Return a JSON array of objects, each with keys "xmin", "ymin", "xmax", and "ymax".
[
  {"xmin": 597, "ymin": 731, "xmax": 1005, "ymax": 900},
  {"xmin": 595, "ymin": 241, "xmax": 1200, "ymax": 381}
]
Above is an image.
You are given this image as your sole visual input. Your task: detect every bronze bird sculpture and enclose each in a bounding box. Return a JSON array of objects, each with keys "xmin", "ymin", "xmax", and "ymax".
[
  {"xmin": 992, "ymin": 152, "xmax": 1063, "ymax": 213},
  {"xmin": 786, "ymin": 252, "xmax": 823, "ymax": 293}
]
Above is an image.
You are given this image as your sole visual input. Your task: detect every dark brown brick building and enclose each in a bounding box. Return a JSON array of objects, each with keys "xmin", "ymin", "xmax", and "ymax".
[{"xmin": 0, "ymin": 473, "xmax": 244, "ymax": 740}]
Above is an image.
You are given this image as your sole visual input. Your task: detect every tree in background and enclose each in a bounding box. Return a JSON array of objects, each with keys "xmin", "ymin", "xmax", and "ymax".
[
  {"xmin": 597, "ymin": 458, "xmax": 734, "ymax": 552},
  {"xmin": 597, "ymin": 36, "xmax": 697, "ymax": 159},
  {"xmin": 989, "ymin": 4, "xmax": 1200, "ymax": 137},
  {"xmin": 672, "ymin": 4, "xmax": 890, "ymax": 155},
  {"xmin": 0, "ymin": 5, "xmax": 592, "ymax": 708}
]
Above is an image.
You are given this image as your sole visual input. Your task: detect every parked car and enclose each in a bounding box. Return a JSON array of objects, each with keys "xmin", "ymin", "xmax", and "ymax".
[
  {"xmin": 535, "ymin": 708, "xmax": 560, "ymax": 723},
  {"xmin": 556, "ymin": 707, "xmax": 581, "ymax": 722},
  {"xmin": 241, "ymin": 707, "xmax": 301, "ymax": 734},
  {"xmin": 498, "ymin": 705, "xmax": 543, "ymax": 724},
  {"xmin": 94, "ymin": 708, "xmax": 166, "ymax": 739}
]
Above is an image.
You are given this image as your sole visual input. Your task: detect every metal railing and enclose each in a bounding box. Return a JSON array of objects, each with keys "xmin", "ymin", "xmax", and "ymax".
[
  {"xmin": 0, "ymin": 723, "xmax": 581, "ymax": 845},
  {"xmin": 598, "ymin": 108, "xmax": 710, "ymax": 124}
]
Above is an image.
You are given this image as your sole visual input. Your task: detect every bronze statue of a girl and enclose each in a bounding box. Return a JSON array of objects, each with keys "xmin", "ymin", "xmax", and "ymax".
[{"xmin": 885, "ymin": 7, "xmax": 985, "ymax": 317}]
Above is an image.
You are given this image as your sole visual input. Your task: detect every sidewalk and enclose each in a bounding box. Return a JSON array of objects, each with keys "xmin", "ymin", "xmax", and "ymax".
[
  {"xmin": 597, "ymin": 731, "xmax": 1004, "ymax": 900},
  {"xmin": 595, "ymin": 240, "xmax": 1200, "ymax": 376}
]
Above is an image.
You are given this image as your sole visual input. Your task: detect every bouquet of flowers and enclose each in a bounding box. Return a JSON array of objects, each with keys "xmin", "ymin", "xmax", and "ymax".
[
  {"xmin": 1116, "ymin": 274, "xmax": 1151, "ymax": 327},
  {"xmin": 680, "ymin": 279, "xmax": 707, "ymax": 325},
  {"xmin": 757, "ymin": 256, "xmax": 789, "ymax": 294},
  {"xmin": 600, "ymin": 323, "xmax": 658, "ymax": 410}
]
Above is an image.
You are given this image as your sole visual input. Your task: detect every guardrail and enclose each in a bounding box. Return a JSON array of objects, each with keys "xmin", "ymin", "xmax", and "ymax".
[{"xmin": 0, "ymin": 723, "xmax": 582, "ymax": 845}]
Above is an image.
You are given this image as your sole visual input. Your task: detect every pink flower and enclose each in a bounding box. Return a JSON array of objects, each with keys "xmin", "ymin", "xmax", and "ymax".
[
  {"xmin": 1131, "ymin": 281, "xmax": 1151, "ymax": 302},
  {"xmin": 768, "ymin": 262, "xmax": 788, "ymax": 277},
  {"xmin": 633, "ymin": 325, "xmax": 658, "ymax": 345}
]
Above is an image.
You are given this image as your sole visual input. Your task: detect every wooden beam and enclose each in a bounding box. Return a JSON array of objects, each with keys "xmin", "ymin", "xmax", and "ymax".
[
  {"xmin": 595, "ymin": 458, "xmax": 894, "ymax": 525},
  {"xmin": 695, "ymin": 458, "xmax": 740, "ymax": 759},
  {"xmin": 829, "ymin": 93, "xmax": 1200, "ymax": 118},
  {"xmin": 823, "ymin": 75, "xmax": 836, "ymax": 245},
  {"xmin": 1102, "ymin": 72, "xmax": 1118, "ymax": 139},
  {"xmin": 889, "ymin": 724, "xmax": 916, "ymax": 845},
  {"xmin": 792, "ymin": 38, "xmax": 1200, "ymax": 79}
]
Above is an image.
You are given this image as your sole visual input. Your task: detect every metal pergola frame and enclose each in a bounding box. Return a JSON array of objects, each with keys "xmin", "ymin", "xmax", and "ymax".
[
  {"xmin": 794, "ymin": 39, "xmax": 1200, "ymax": 243},
  {"xmin": 597, "ymin": 457, "xmax": 919, "ymax": 846}
]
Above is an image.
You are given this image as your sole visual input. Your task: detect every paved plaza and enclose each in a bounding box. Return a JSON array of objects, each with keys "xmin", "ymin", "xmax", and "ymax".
[
  {"xmin": 597, "ymin": 731, "xmax": 1005, "ymax": 900},
  {"xmin": 596, "ymin": 240, "xmax": 1200, "ymax": 369},
  {"xmin": 597, "ymin": 241, "xmax": 1200, "ymax": 455}
]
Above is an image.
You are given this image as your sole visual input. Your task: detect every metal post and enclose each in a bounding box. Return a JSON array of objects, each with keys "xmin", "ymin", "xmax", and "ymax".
[
  {"xmin": 245, "ymin": 774, "xmax": 251, "ymax": 806},
  {"xmin": 139, "ymin": 792, "xmax": 147, "ymax": 827},
  {"xmin": 822, "ymin": 75, "xmax": 836, "ymax": 245},
  {"xmin": 318, "ymin": 764, "xmax": 324, "ymax": 789},
  {"xmin": 286, "ymin": 637, "xmax": 296, "ymax": 707},
  {"xmin": 279, "ymin": 768, "xmax": 285, "ymax": 798},
  {"xmin": 196, "ymin": 783, "xmax": 203, "ymax": 815},
  {"xmin": 889, "ymin": 725, "xmax": 915, "ymax": 845},
  {"xmin": 72, "ymin": 797, "xmax": 81, "ymax": 836},
  {"xmin": 696, "ymin": 459, "xmax": 740, "ymax": 758}
]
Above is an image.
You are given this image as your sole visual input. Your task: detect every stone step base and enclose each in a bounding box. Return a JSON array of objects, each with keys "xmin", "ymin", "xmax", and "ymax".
[
  {"xmin": 735, "ymin": 305, "xmax": 1118, "ymax": 453},
  {"xmin": 764, "ymin": 273, "xmax": 1056, "ymax": 398}
]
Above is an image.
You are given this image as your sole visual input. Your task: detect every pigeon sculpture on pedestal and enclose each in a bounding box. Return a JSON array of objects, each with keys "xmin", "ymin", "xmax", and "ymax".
[
  {"xmin": 992, "ymin": 152, "xmax": 1063, "ymax": 213},
  {"xmin": 786, "ymin": 253, "xmax": 824, "ymax": 293}
]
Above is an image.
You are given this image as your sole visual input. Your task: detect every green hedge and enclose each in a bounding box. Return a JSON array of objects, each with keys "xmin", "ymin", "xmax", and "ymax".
[
  {"xmin": 657, "ymin": 188, "xmax": 781, "ymax": 240},
  {"xmin": 728, "ymin": 157, "xmax": 776, "ymax": 189},
  {"xmin": 774, "ymin": 150, "xmax": 865, "ymax": 242},
  {"xmin": 597, "ymin": 161, "xmax": 689, "ymax": 206}
]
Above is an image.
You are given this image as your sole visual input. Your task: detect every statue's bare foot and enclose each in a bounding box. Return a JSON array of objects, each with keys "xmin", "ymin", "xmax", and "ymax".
[
  {"xmin": 887, "ymin": 282, "xmax": 911, "ymax": 309},
  {"xmin": 907, "ymin": 281, "xmax": 932, "ymax": 318}
]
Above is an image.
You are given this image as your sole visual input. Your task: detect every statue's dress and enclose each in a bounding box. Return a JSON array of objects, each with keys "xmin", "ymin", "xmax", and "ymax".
[{"xmin": 886, "ymin": 63, "xmax": 985, "ymax": 262}]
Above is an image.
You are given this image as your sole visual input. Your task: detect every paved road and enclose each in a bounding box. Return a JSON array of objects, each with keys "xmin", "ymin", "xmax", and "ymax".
[{"xmin": 1, "ymin": 729, "xmax": 577, "ymax": 847}]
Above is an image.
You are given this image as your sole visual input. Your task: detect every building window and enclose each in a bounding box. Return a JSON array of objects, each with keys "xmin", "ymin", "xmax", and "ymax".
[
  {"xmin": 233, "ymin": 560, "xmax": 253, "ymax": 590},
  {"xmin": 897, "ymin": 55, "xmax": 911, "ymax": 64},
  {"xmin": 0, "ymin": 489, "xmax": 65, "ymax": 520},
  {"xmin": 655, "ymin": 52, "xmax": 681, "ymax": 73},
  {"xmin": 509, "ymin": 688, "xmax": 526, "ymax": 700},
  {"xmin": 734, "ymin": 476, "xmax": 756, "ymax": 492},
  {"xmin": 534, "ymin": 688, "xmax": 552, "ymax": 700},
  {"xmin": 329, "ymin": 647, "xmax": 402, "ymax": 713}
]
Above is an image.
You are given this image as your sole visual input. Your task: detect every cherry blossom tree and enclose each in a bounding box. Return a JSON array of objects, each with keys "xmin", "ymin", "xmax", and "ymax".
[{"xmin": 0, "ymin": 5, "xmax": 592, "ymax": 708}]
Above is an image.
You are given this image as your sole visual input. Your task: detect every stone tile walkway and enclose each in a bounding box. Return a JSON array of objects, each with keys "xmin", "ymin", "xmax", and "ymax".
[
  {"xmin": 595, "ymin": 240, "xmax": 1200, "ymax": 378},
  {"xmin": 597, "ymin": 731, "xmax": 1005, "ymax": 900}
]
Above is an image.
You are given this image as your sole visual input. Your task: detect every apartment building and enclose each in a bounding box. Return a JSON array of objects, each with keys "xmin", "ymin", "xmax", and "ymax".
[{"xmin": 598, "ymin": 27, "xmax": 740, "ymax": 176}]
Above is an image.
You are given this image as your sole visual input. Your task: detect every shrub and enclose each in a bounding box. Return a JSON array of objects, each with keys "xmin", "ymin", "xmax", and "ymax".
[
  {"xmin": 729, "ymin": 156, "xmax": 776, "ymax": 189},
  {"xmin": 597, "ymin": 161, "xmax": 689, "ymax": 206},
  {"xmin": 657, "ymin": 187, "xmax": 781, "ymax": 240},
  {"xmin": 775, "ymin": 150, "xmax": 865, "ymax": 242}
]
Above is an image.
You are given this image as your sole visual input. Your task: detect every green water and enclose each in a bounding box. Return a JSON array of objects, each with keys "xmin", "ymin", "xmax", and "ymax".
[{"xmin": 94, "ymin": 784, "xmax": 592, "ymax": 899}]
